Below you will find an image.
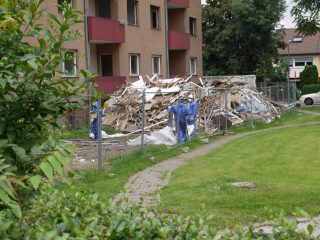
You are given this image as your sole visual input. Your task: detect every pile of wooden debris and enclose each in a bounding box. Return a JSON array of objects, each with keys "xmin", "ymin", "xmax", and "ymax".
[{"xmin": 103, "ymin": 76, "xmax": 280, "ymax": 134}]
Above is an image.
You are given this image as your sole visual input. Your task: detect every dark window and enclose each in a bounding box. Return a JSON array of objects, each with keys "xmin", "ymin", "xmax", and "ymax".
[
  {"xmin": 150, "ymin": 6, "xmax": 160, "ymax": 29},
  {"xmin": 58, "ymin": 0, "xmax": 72, "ymax": 14},
  {"xmin": 152, "ymin": 55, "xmax": 161, "ymax": 75},
  {"xmin": 62, "ymin": 50, "xmax": 77, "ymax": 76},
  {"xmin": 98, "ymin": 0, "xmax": 111, "ymax": 18},
  {"xmin": 101, "ymin": 55, "xmax": 113, "ymax": 77},
  {"xmin": 129, "ymin": 54, "xmax": 140, "ymax": 75},
  {"xmin": 189, "ymin": 17, "xmax": 196, "ymax": 36},
  {"xmin": 127, "ymin": 0, "xmax": 138, "ymax": 25}
]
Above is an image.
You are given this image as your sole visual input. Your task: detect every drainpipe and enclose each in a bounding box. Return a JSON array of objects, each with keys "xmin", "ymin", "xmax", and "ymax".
[
  {"xmin": 84, "ymin": 0, "xmax": 91, "ymax": 71},
  {"xmin": 164, "ymin": 0, "xmax": 170, "ymax": 78}
]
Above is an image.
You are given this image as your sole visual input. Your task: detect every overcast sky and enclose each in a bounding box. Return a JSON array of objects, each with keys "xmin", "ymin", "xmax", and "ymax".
[{"xmin": 201, "ymin": 0, "xmax": 296, "ymax": 28}]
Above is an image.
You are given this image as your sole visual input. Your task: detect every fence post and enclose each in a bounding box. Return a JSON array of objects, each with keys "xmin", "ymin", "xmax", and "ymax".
[
  {"xmin": 97, "ymin": 99, "xmax": 103, "ymax": 170},
  {"xmin": 224, "ymin": 89, "xmax": 228, "ymax": 133},
  {"xmin": 250, "ymin": 98, "xmax": 254, "ymax": 128},
  {"xmin": 141, "ymin": 90, "xmax": 145, "ymax": 153},
  {"xmin": 287, "ymin": 81, "xmax": 290, "ymax": 105}
]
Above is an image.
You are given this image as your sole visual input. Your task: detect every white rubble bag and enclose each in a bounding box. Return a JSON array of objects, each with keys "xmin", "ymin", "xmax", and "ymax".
[
  {"xmin": 128, "ymin": 126, "xmax": 177, "ymax": 146},
  {"xmin": 187, "ymin": 125, "xmax": 195, "ymax": 136}
]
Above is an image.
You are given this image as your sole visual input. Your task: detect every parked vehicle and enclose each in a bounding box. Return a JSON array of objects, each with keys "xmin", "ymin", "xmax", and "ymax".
[{"xmin": 300, "ymin": 92, "xmax": 320, "ymax": 105}]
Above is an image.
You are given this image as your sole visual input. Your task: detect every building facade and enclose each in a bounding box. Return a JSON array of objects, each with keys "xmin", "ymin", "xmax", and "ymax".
[
  {"xmin": 279, "ymin": 29, "xmax": 320, "ymax": 80},
  {"xmin": 37, "ymin": 0, "xmax": 203, "ymax": 93}
]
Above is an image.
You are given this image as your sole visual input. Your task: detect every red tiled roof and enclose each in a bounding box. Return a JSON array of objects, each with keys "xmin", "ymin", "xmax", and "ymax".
[{"xmin": 278, "ymin": 29, "xmax": 320, "ymax": 55}]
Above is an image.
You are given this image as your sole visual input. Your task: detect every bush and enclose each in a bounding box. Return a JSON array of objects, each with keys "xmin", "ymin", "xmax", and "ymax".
[
  {"xmin": 0, "ymin": 185, "xmax": 318, "ymax": 239},
  {"xmin": 302, "ymin": 84, "xmax": 320, "ymax": 95},
  {"xmin": 300, "ymin": 65, "xmax": 319, "ymax": 84}
]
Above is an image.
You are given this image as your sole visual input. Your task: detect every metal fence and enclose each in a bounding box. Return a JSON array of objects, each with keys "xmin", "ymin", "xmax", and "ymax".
[
  {"xmin": 65, "ymin": 82, "xmax": 297, "ymax": 171},
  {"xmin": 257, "ymin": 82, "xmax": 297, "ymax": 107},
  {"xmin": 64, "ymin": 88, "xmax": 233, "ymax": 170}
]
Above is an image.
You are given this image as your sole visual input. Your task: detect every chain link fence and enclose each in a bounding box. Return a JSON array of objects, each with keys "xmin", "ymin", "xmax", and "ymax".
[
  {"xmin": 63, "ymin": 82, "xmax": 296, "ymax": 170},
  {"xmin": 257, "ymin": 82, "xmax": 297, "ymax": 107}
]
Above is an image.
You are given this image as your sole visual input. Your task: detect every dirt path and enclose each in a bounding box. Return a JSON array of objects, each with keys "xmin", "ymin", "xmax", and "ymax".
[
  {"xmin": 298, "ymin": 108, "xmax": 320, "ymax": 116},
  {"xmin": 115, "ymin": 121, "xmax": 320, "ymax": 206}
]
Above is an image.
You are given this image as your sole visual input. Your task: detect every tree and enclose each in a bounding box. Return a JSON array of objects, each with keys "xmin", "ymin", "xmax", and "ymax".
[
  {"xmin": 300, "ymin": 65, "xmax": 319, "ymax": 84},
  {"xmin": 202, "ymin": 0, "xmax": 286, "ymax": 81},
  {"xmin": 292, "ymin": 0, "xmax": 320, "ymax": 35},
  {"xmin": 0, "ymin": 0, "xmax": 95, "ymax": 217}
]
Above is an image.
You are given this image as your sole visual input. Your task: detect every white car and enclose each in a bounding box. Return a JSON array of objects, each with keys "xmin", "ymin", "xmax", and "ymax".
[{"xmin": 300, "ymin": 92, "xmax": 320, "ymax": 105}]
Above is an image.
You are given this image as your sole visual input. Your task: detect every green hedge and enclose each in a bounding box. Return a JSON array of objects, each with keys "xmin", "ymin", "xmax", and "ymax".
[
  {"xmin": 302, "ymin": 84, "xmax": 320, "ymax": 95},
  {"xmin": 0, "ymin": 185, "xmax": 317, "ymax": 239},
  {"xmin": 300, "ymin": 65, "xmax": 319, "ymax": 84}
]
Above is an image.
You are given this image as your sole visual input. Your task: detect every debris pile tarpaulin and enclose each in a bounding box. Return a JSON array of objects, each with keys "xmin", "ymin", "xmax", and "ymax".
[{"xmin": 103, "ymin": 75, "xmax": 280, "ymax": 137}]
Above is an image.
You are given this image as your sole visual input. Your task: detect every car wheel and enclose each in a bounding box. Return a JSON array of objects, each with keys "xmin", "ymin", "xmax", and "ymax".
[{"xmin": 304, "ymin": 98, "xmax": 313, "ymax": 106}]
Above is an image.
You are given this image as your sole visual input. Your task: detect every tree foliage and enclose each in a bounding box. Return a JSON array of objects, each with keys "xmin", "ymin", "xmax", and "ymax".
[
  {"xmin": 202, "ymin": 0, "xmax": 286, "ymax": 81},
  {"xmin": 292, "ymin": 0, "xmax": 320, "ymax": 35},
  {"xmin": 0, "ymin": 0, "xmax": 95, "ymax": 216},
  {"xmin": 300, "ymin": 65, "xmax": 319, "ymax": 84}
]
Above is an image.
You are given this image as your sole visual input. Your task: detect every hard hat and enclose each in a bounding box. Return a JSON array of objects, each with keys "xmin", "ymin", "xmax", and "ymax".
[{"xmin": 188, "ymin": 94, "xmax": 194, "ymax": 99}]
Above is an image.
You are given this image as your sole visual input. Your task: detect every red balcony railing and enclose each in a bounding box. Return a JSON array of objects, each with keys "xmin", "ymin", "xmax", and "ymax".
[
  {"xmin": 168, "ymin": 31, "xmax": 190, "ymax": 50},
  {"xmin": 168, "ymin": 0, "xmax": 189, "ymax": 8},
  {"xmin": 95, "ymin": 76, "xmax": 126, "ymax": 93},
  {"xmin": 87, "ymin": 17, "xmax": 125, "ymax": 43}
]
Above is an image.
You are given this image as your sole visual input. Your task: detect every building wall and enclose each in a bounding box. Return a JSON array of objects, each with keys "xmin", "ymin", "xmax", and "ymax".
[
  {"xmin": 185, "ymin": 0, "xmax": 203, "ymax": 77},
  {"xmin": 24, "ymin": 0, "xmax": 87, "ymax": 73},
  {"xmin": 117, "ymin": 0, "xmax": 168, "ymax": 80}
]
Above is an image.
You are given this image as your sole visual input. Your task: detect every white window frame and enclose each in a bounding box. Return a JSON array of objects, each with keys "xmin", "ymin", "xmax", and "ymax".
[
  {"xmin": 287, "ymin": 56, "xmax": 315, "ymax": 68},
  {"xmin": 190, "ymin": 57, "xmax": 197, "ymax": 75},
  {"xmin": 129, "ymin": 54, "xmax": 140, "ymax": 76},
  {"xmin": 152, "ymin": 55, "xmax": 161, "ymax": 75},
  {"xmin": 150, "ymin": 5, "xmax": 160, "ymax": 29},
  {"xmin": 62, "ymin": 50, "xmax": 77, "ymax": 77},
  {"xmin": 128, "ymin": 0, "xmax": 139, "ymax": 25}
]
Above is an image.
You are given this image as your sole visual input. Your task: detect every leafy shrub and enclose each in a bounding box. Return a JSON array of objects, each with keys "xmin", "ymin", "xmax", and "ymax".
[
  {"xmin": 302, "ymin": 84, "xmax": 320, "ymax": 95},
  {"xmin": 300, "ymin": 65, "xmax": 319, "ymax": 84},
  {"xmin": 0, "ymin": 185, "xmax": 318, "ymax": 239},
  {"xmin": 0, "ymin": 0, "xmax": 96, "ymax": 216}
]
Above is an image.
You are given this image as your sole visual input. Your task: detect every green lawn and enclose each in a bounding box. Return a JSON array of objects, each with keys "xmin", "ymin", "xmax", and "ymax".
[
  {"xmin": 232, "ymin": 109, "xmax": 320, "ymax": 133},
  {"xmin": 72, "ymin": 136, "xmax": 214, "ymax": 200},
  {"xmin": 302, "ymin": 106, "xmax": 320, "ymax": 112},
  {"xmin": 159, "ymin": 124, "xmax": 320, "ymax": 227}
]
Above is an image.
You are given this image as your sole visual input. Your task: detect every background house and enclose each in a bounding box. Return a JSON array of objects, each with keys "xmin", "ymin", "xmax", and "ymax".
[{"xmin": 278, "ymin": 29, "xmax": 320, "ymax": 80}]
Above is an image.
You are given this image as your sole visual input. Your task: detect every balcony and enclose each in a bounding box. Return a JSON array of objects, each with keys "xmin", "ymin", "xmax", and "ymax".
[
  {"xmin": 87, "ymin": 17, "xmax": 125, "ymax": 43},
  {"xmin": 95, "ymin": 76, "xmax": 126, "ymax": 93},
  {"xmin": 168, "ymin": 31, "xmax": 190, "ymax": 50},
  {"xmin": 168, "ymin": 0, "xmax": 189, "ymax": 8}
]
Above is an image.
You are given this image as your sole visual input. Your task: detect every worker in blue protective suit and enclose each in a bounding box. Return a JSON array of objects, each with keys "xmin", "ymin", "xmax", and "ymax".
[
  {"xmin": 186, "ymin": 94, "xmax": 198, "ymax": 137},
  {"xmin": 168, "ymin": 99, "xmax": 188, "ymax": 144},
  {"xmin": 90, "ymin": 101, "xmax": 99, "ymax": 140}
]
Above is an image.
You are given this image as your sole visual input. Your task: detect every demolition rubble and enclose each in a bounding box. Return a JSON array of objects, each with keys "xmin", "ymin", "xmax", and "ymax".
[{"xmin": 103, "ymin": 75, "xmax": 280, "ymax": 145}]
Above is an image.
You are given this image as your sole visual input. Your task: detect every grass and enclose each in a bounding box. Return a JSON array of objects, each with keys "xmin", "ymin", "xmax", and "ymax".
[
  {"xmin": 72, "ymin": 136, "xmax": 214, "ymax": 200},
  {"xmin": 231, "ymin": 109, "xmax": 320, "ymax": 134},
  {"xmin": 301, "ymin": 106, "xmax": 320, "ymax": 112},
  {"xmin": 159, "ymin": 124, "xmax": 320, "ymax": 227},
  {"xmin": 62, "ymin": 108, "xmax": 320, "ymax": 222}
]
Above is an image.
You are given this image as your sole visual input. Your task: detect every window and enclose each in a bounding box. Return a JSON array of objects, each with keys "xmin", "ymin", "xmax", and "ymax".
[
  {"xmin": 294, "ymin": 57, "xmax": 306, "ymax": 67},
  {"xmin": 292, "ymin": 36, "xmax": 303, "ymax": 43},
  {"xmin": 62, "ymin": 50, "xmax": 77, "ymax": 76},
  {"xmin": 189, "ymin": 17, "xmax": 197, "ymax": 36},
  {"xmin": 150, "ymin": 6, "xmax": 160, "ymax": 29},
  {"xmin": 58, "ymin": 0, "xmax": 73, "ymax": 14},
  {"xmin": 127, "ymin": 0, "xmax": 138, "ymax": 25},
  {"xmin": 190, "ymin": 57, "xmax": 197, "ymax": 75},
  {"xmin": 286, "ymin": 57, "xmax": 314, "ymax": 68},
  {"xmin": 152, "ymin": 55, "xmax": 161, "ymax": 75},
  {"xmin": 129, "ymin": 54, "xmax": 140, "ymax": 76},
  {"xmin": 306, "ymin": 57, "xmax": 313, "ymax": 65}
]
